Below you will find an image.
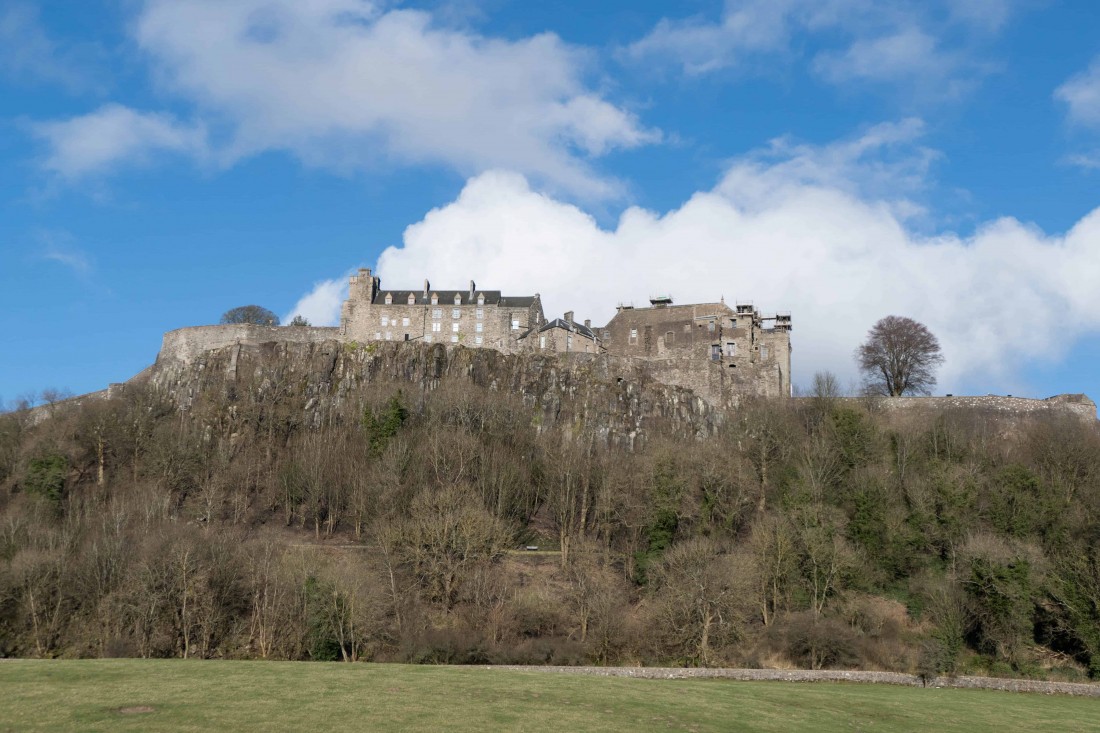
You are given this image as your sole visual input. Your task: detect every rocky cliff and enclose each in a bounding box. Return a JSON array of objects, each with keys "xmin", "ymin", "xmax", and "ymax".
[{"xmin": 147, "ymin": 338, "xmax": 723, "ymax": 446}]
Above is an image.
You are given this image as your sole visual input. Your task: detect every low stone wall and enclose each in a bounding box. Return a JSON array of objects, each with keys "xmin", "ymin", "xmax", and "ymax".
[
  {"xmin": 158, "ymin": 325, "xmax": 340, "ymax": 364},
  {"xmin": 865, "ymin": 394, "xmax": 1097, "ymax": 421},
  {"xmin": 487, "ymin": 665, "xmax": 1100, "ymax": 696}
]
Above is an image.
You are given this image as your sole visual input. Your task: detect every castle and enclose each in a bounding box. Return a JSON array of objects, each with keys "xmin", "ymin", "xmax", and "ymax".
[
  {"xmin": 338, "ymin": 268, "xmax": 793, "ymax": 399},
  {"xmin": 156, "ymin": 269, "xmax": 793, "ymax": 407}
]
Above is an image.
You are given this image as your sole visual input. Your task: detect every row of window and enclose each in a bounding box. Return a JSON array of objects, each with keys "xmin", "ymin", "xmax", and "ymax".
[
  {"xmin": 380, "ymin": 309, "xmax": 523, "ymax": 330},
  {"xmin": 383, "ymin": 293, "xmax": 488, "ymax": 306},
  {"xmin": 374, "ymin": 332, "xmax": 486, "ymax": 345}
]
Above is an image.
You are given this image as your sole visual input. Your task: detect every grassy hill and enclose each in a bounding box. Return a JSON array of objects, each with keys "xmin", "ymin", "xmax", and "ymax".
[{"xmin": 2, "ymin": 660, "xmax": 1099, "ymax": 733}]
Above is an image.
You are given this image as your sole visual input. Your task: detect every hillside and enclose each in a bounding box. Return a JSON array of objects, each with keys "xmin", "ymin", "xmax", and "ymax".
[{"xmin": 2, "ymin": 339, "xmax": 1100, "ymax": 683}]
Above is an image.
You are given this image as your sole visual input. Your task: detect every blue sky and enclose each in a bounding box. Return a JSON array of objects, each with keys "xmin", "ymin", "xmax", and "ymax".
[{"xmin": 3, "ymin": 0, "xmax": 1100, "ymax": 404}]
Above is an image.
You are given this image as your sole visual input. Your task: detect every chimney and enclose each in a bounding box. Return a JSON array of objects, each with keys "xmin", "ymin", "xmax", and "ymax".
[
  {"xmin": 469, "ymin": 280, "xmax": 475, "ymax": 299},
  {"xmin": 423, "ymin": 279, "xmax": 430, "ymax": 296},
  {"xmin": 564, "ymin": 310, "xmax": 574, "ymax": 325},
  {"xmin": 584, "ymin": 319, "xmax": 591, "ymax": 329}
]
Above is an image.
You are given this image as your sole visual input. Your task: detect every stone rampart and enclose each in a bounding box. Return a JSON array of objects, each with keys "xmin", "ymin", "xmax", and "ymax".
[
  {"xmin": 158, "ymin": 325, "xmax": 340, "ymax": 364},
  {"xmin": 863, "ymin": 393, "xmax": 1097, "ymax": 421}
]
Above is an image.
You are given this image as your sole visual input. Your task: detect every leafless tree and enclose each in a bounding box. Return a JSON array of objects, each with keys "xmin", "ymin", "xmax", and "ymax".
[{"xmin": 857, "ymin": 316, "xmax": 944, "ymax": 396}]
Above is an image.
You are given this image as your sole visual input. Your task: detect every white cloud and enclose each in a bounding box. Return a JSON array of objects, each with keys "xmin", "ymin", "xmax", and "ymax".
[
  {"xmin": 625, "ymin": 1, "xmax": 1005, "ymax": 97},
  {"xmin": 32, "ymin": 104, "xmax": 207, "ymax": 179},
  {"xmin": 812, "ymin": 29, "xmax": 973, "ymax": 96},
  {"xmin": 370, "ymin": 128, "xmax": 1100, "ymax": 396},
  {"xmin": 1056, "ymin": 58, "xmax": 1100, "ymax": 128},
  {"xmin": 35, "ymin": 229, "xmax": 93, "ymax": 276},
  {"xmin": 77, "ymin": 0, "xmax": 657, "ymax": 198},
  {"xmin": 285, "ymin": 276, "xmax": 350, "ymax": 327}
]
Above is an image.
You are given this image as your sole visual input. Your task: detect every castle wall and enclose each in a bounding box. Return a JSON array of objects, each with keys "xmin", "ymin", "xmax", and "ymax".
[
  {"xmin": 864, "ymin": 394, "xmax": 1098, "ymax": 422},
  {"xmin": 159, "ymin": 325, "xmax": 340, "ymax": 364},
  {"xmin": 599, "ymin": 302, "xmax": 791, "ymax": 399}
]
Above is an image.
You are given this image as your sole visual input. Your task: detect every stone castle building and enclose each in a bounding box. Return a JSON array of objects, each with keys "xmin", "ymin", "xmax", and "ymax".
[{"xmin": 335, "ymin": 268, "xmax": 792, "ymax": 399}]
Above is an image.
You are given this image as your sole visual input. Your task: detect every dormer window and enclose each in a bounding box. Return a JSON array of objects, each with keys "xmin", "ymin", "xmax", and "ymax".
[
  {"xmin": 454, "ymin": 293, "xmax": 462, "ymax": 305},
  {"xmin": 384, "ymin": 294, "xmax": 393, "ymax": 304},
  {"xmin": 431, "ymin": 294, "xmax": 438, "ymax": 305},
  {"xmin": 477, "ymin": 294, "xmax": 485, "ymax": 306},
  {"xmin": 407, "ymin": 293, "xmax": 415, "ymax": 305}
]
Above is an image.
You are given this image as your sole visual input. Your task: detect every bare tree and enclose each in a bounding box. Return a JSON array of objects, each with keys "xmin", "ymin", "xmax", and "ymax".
[{"xmin": 857, "ymin": 316, "xmax": 944, "ymax": 396}]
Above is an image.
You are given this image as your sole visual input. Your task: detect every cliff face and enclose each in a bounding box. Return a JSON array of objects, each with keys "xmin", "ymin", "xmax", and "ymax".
[{"xmin": 148, "ymin": 339, "xmax": 722, "ymax": 445}]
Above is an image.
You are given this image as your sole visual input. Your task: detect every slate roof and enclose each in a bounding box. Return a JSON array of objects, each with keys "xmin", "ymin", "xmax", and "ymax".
[
  {"xmin": 372, "ymin": 290, "xmax": 537, "ymax": 308},
  {"xmin": 539, "ymin": 318, "xmax": 597, "ymax": 340}
]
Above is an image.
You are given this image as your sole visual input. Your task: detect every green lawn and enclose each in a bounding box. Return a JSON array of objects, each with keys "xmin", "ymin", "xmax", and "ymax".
[{"xmin": 1, "ymin": 660, "xmax": 1098, "ymax": 733}]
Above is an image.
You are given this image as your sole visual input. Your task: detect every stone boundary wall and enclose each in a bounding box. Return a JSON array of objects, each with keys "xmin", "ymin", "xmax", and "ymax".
[
  {"xmin": 487, "ymin": 665, "xmax": 1100, "ymax": 696},
  {"xmin": 158, "ymin": 325, "xmax": 340, "ymax": 364},
  {"xmin": 861, "ymin": 394, "xmax": 1097, "ymax": 421}
]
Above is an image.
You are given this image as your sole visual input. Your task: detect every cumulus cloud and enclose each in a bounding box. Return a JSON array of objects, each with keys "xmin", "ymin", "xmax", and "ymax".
[
  {"xmin": 285, "ymin": 275, "xmax": 350, "ymax": 327},
  {"xmin": 625, "ymin": 0, "xmax": 1005, "ymax": 97},
  {"xmin": 48, "ymin": 0, "xmax": 651, "ymax": 197},
  {"xmin": 370, "ymin": 126, "xmax": 1100, "ymax": 396},
  {"xmin": 32, "ymin": 104, "xmax": 207, "ymax": 179},
  {"xmin": 1056, "ymin": 57, "xmax": 1100, "ymax": 128}
]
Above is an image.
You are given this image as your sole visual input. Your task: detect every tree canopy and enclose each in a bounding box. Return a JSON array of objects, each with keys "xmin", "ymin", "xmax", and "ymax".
[
  {"xmin": 856, "ymin": 315, "xmax": 944, "ymax": 396},
  {"xmin": 220, "ymin": 305, "xmax": 280, "ymax": 327}
]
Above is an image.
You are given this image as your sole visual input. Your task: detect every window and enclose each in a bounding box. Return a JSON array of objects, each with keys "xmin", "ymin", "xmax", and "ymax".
[
  {"xmin": 475, "ymin": 335, "xmax": 483, "ymax": 345},
  {"xmin": 477, "ymin": 294, "xmax": 485, "ymax": 305},
  {"xmin": 374, "ymin": 332, "xmax": 381, "ymax": 340},
  {"xmin": 475, "ymin": 322, "xmax": 483, "ymax": 333},
  {"xmin": 710, "ymin": 345, "xmax": 721, "ymax": 361},
  {"xmin": 683, "ymin": 324, "xmax": 691, "ymax": 333},
  {"xmin": 476, "ymin": 308, "xmax": 484, "ymax": 319},
  {"xmin": 425, "ymin": 334, "xmax": 432, "ymax": 343},
  {"xmin": 432, "ymin": 308, "xmax": 442, "ymax": 319},
  {"xmin": 386, "ymin": 332, "xmax": 393, "ymax": 340},
  {"xmin": 452, "ymin": 308, "xmax": 460, "ymax": 319},
  {"xmin": 540, "ymin": 335, "xmax": 546, "ymax": 349},
  {"xmin": 381, "ymin": 315, "xmax": 389, "ymax": 327},
  {"xmin": 407, "ymin": 294, "xmax": 415, "ymax": 305},
  {"xmin": 384, "ymin": 294, "xmax": 392, "ymax": 304},
  {"xmin": 431, "ymin": 294, "xmax": 438, "ymax": 305},
  {"xmin": 725, "ymin": 342, "xmax": 737, "ymax": 357},
  {"xmin": 707, "ymin": 320, "xmax": 715, "ymax": 333},
  {"xmin": 450, "ymin": 334, "xmax": 458, "ymax": 343},
  {"xmin": 629, "ymin": 328, "xmax": 638, "ymax": 344},
  {"xmin": 760, "ymin": 345, "xmax": 769, "ymax": 359},
  {"xmin": 454, "ymin": 294, "xmax": 462, "ymax": 305},
  {"xmin": 665, "ymin": 331, "xmax": 674, "ymax": 346},
  {"xmin": 402, "ymin": 317, "xmax": 410, "ymax": 327},
  {"xmin": 432, "ymin": 322, "xmax": 442, "ymax": 333},
  {"xmin": 567, "ymin": 335, "xmax": 573, "ymax": 350},
  {"xmin": 511, "ymin": 319, "xmax": 520, "ymax": 330},
  {"xmin": 451, "ymin": 322, "xmax": 459, "ymax": 332}
]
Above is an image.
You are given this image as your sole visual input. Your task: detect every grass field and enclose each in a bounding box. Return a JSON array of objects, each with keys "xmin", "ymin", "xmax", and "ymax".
[{"xmin": 1, "ymin": 660, "xmax": 1098, "ymax": 732}]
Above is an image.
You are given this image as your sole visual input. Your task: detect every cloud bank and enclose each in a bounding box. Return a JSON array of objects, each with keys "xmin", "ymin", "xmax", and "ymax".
[
  {"xmin": 329, "ymin": 124, "xmax": 1100, "ymax": 396},
  {"xmin": 36, "ymin": 0, "xmax": 657, "ymax": 197}
]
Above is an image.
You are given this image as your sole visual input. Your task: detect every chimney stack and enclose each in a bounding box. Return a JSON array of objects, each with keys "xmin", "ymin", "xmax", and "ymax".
[
  {"xmin": 423, "ymin": 279, "xmax": 430, "ymax": 296},
  {"xmin": 469, "ymin": 280, "xmax": 475, "ymax": 299},
  {"xmin": 564, "ymin": 311, "xmax": 574, "ymax": 325},
  {"xmin": 584, "ymin": 319, "xmax": 591, "ymax": 329}
]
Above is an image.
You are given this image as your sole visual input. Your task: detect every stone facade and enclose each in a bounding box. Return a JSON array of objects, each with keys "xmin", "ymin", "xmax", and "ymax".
[
  {"xmin": 598, "ymin": 298, "xmax": 793, "ymax": 398},
  {"xmin": 340, "ymin": 268, "xmax": 545, "ymax": 353},
  {"xmin": 537, "ymin": 312, "xmax": 601, "ymax": 354}
]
